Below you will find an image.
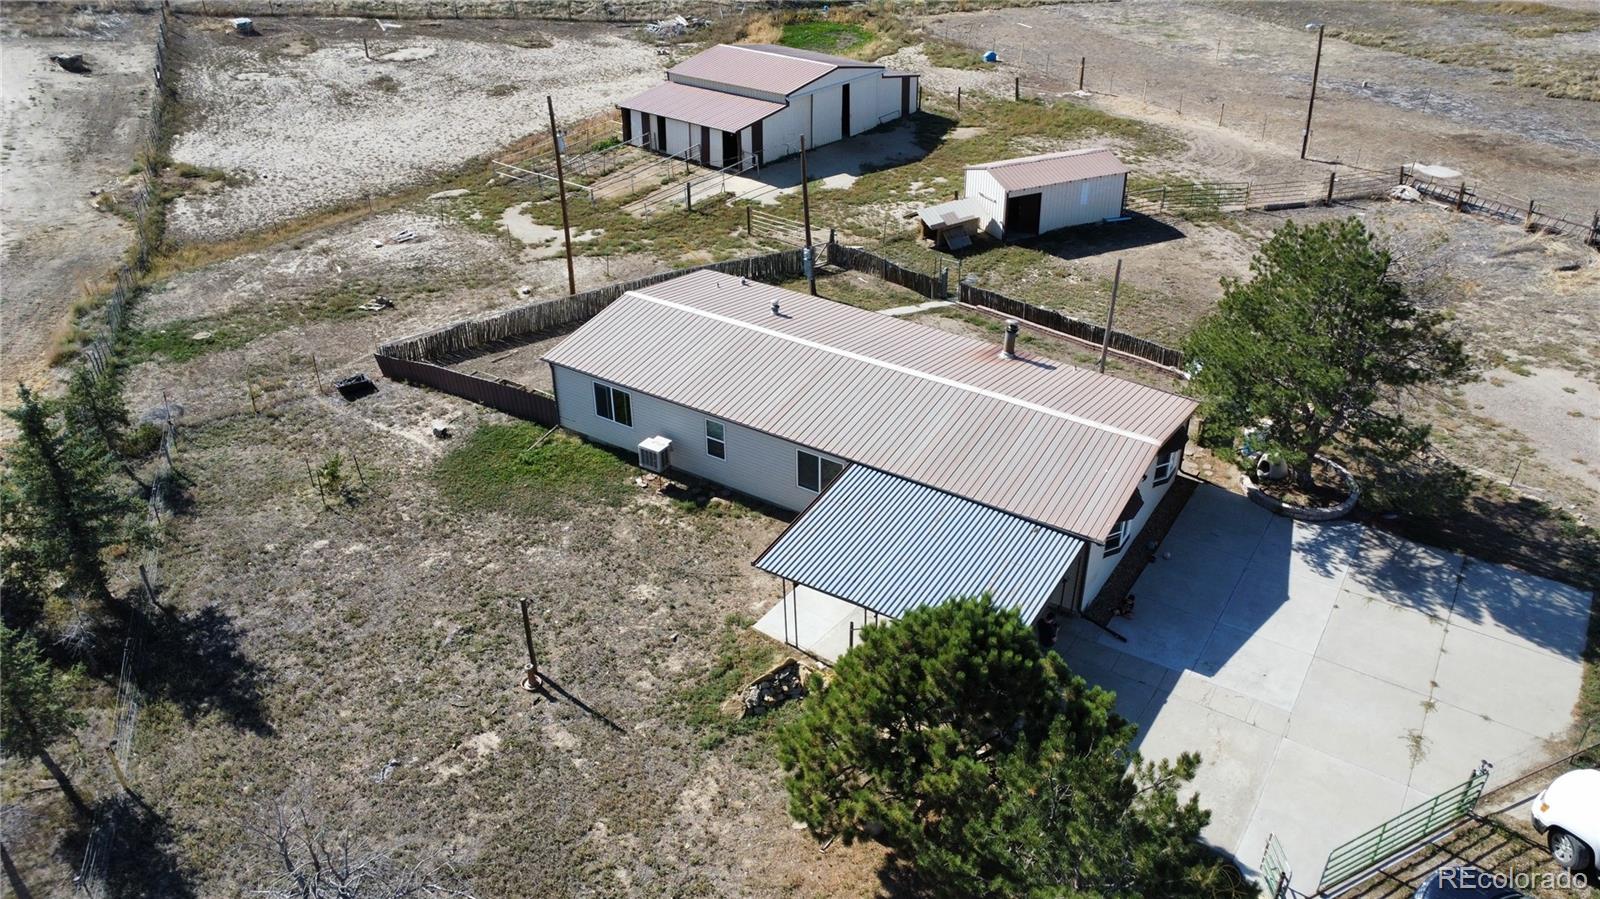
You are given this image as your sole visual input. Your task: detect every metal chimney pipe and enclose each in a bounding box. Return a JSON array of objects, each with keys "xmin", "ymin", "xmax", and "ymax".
[
  {"xmin": 771, "ymin": 300, "xmax": 781, "ymax": 316},
  {"xmin": 1000, "ymin": 320, "xmax": 1019, "ymax": 359}
]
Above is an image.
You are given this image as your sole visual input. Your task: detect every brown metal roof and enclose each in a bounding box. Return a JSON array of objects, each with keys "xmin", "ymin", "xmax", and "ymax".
[
  {"xmin": 968, "ymin": 148, "xmax": 1129, "ymax": 193},
  {"xmin": 542, "ymin": 271, "xmax": 1195, "ymax": 541},
  {"xmin": 618, "ymin": 80, "xmax": 785, "ymax": 133},
  {"xmin": 667, "ymin": 44, "xmax": 874, "ymax": 96}
]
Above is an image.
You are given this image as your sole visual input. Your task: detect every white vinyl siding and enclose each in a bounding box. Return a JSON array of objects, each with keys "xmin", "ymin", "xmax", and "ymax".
[
  {"xmin": 1081, "ymin": 449, "xmax": 1178, "ymax": 610},
  {"xmin": 554, "ymin": 363, "xmax": 835, "ymax": 511}
]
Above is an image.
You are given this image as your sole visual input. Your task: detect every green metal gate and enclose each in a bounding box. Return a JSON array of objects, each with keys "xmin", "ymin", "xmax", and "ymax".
[
  {"xmin": 1317, "ymin": 765, "xmax": 1491, "ymax": 893},
  {"xmin": 1260, "ymin": 833, "xmax": 1293, "ymax": 898}
]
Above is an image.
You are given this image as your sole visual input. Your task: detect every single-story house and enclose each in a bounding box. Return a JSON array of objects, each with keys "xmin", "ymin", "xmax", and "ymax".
[
  {"xmin": 964, "ymin": 147, "xmax": 1128, "ymax": 239},
  {"xmin": 617, "ymin": 44, "xmax": 919, "ymax": 169},
  {"xmin": 541, "ymin": 271, "xmax": 1193, "ymax": 661}
]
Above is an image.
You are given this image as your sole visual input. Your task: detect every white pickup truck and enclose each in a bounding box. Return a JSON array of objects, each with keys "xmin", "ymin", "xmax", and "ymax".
[{"xmin": 1531, "ymin": 768, "xmax": 1600, "ymax": 872}]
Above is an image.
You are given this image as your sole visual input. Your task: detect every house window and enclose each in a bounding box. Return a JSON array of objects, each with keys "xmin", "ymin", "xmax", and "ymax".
[
  {"xmin": 593, "ymin": 382, "xmax": 632, "ymax": 427},
  {"xmin": 1152, "ymin": 451, "xmax": 1178, "ymax": 486},
  {"xmin": 706, "ymin": 420, "xmax": 726, "ymax": 459},
  {"xmin": 798, "ymin": 451, "xmax": 844, "ymax": 492},
  {"xmin": 1104, "ymin": 518, "xmax": 1130, "ymax": 557}
]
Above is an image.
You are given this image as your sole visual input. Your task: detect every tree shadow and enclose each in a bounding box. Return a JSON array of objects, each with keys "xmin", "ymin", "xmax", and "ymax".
[
  {"xmin": 105, "ymin": 601, "xmax": 274, "ymax": 736},
  {"xmin": 57, "ymin": 795, "xmax": 196, "ymax": 899}
]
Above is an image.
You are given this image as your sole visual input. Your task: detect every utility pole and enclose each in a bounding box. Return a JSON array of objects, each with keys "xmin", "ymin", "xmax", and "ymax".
[
  {"xmin": 519, "ymin": 598, "xmax": 542, "ymax": 692},
  {"xmin": 547, "ymin": 95, "xmax": 576, "ymax": 295},
  {"xmin": 1300, "ymin": 23, "xmax": 1325, "ymax": 160},
  {"xmin": 1098, "ymin": 259, "xmax": 1122, "ymax": 373},
  {"xmin": 800, "ymin": 136, "xmax": 816, "ymax": 296}
]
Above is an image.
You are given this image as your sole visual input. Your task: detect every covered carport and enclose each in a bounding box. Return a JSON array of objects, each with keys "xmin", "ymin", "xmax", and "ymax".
[
  {"xmin": 753, "ymin": 465, "xmax": 1086, "ymax": 663},
  {"xmin": 617, "ymin": 81, "xmax": 782, "ymax": 168}
]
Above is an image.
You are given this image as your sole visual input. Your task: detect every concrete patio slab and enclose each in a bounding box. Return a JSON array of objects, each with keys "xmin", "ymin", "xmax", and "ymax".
[
  {"xmin": 1237, "ymin": 739, "xmax": 1411, "ymax": 891},
  {"xmin": 1133, "ymin": 540, "xmax": 1250, "ymax": 619},
  {"xmin": 1132, "ymin": 694, "xmax": 1282, "ymax": 852},
  {"xmin": 1218, "ymin": 563, "xmax": 1339, "ymax": 655},
  {"xmin": 1079, "ymin": 593, "xmax": 1217, "ymax": 672},
  {"xmin": 1431, "ymin": 625, "xmax": 1586, "ymax": 739},
  {"xmin": 1193, "ymin": 624, "xmax": 1312, "ymax": 710},
  {"xmin": 1288, "ymin": 658, "xmax": 1430, "ymax": 785},
  {"xmin": 1449, "ymin": 559, "xmax": 1593, "ymax": 662},
  {"xmin": 1315, "ymin": 592, "xmax": 1450, "ymax": 690},
  {"xmin": 1408, "ymin": 699, "xmax": 1555, "ymax": 797},
  {"xmin": 1342, "ymin": 528, "xmax": 1464, "ymax": 617}
]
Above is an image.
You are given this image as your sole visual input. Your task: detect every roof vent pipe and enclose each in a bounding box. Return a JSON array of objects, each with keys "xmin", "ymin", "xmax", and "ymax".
[
  {"xmin": 771, "ymin": 300, "xmax": 781, "ymax": 316},
  {"xmin": 1000, "ymin": 320, "xmax": 1019, "ymax": 359}
]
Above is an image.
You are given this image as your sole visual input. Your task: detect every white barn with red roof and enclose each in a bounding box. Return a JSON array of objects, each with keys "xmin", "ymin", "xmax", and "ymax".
[
  {"xmin": 617, "ymin": 44, "xmax": 918, "ymax": 168},
  {"xmin": 964, "ymin": 148, "xmax": 1130, "ymax": 239}
]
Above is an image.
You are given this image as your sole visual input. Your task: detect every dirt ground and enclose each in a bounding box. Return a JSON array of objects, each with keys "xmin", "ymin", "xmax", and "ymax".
[
  {"xmin": 0, "ymin": 7, "xmax": 157, "ymax": 405},
  {"xmin": 164, "ymin": 15, "xmax": 663, "ymax": 242},
  {"xmin": 922, "ymin": 1, "xmax": 1600, "ymax": 208}
]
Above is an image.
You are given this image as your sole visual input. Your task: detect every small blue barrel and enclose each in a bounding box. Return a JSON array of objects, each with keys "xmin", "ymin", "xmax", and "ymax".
[{"xmin": 982, "ymin": 50, "xmax": 998, "ymax": 63}]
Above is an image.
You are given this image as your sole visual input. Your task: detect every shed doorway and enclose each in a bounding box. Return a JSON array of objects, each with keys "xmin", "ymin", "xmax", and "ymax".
[{"xmin": 1005, "ymin": 192, "xmax": 1042, "ymax": 236}]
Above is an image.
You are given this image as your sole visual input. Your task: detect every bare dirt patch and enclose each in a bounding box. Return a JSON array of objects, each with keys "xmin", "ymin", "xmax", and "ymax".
[
  {"xmin": 164, "ymin": 16, "xmax": 662, "ymax": 242},
  {"xmin": 0, "ymin": 7, "xmax": 157, "ymax": 403}
]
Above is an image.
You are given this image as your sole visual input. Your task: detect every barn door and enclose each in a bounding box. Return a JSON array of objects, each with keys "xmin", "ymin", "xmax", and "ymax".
[
  {"xmin": 841, "ymin": 83, "xmax": 851, "ymax": 136},
  {"xmin": 621, "ymin": 110, "xmax": 633, "ymax": 144},
  {"xmin": 1005, "ymin": 193, "xmax": 1042, "ymax": 236},
  {"xmin": 722, "ymin": 129, "xmax": 738, "ymax": 165},
  {"xmin": 654, "ymin": 115, "xmax": 666, "ymax": 152},
  {"xmin": 700, "ymin": 125, "xmax": 710, "ymax": 166},
  {"xmin": 751, "ymin": 120, "xmax": 763, "ymax": 164},
  {"xmin": 900, "ymin": 77, "xmax": 910, "ymax": 116}
]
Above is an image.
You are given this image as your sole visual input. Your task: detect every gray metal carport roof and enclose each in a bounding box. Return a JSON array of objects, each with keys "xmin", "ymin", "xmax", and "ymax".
[{"xmin": 754, "ymin": 465, "xmax": 1085, "ymax": 624}]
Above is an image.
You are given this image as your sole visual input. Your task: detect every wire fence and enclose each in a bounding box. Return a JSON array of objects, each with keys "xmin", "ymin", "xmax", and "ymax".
[
  {"xmin": 73, "ymin": 5, "xmax": 181, "ymax": 897},
  {"xmin": 921, "ymin": 20, "xmax": 1599, "ymax": 246}
]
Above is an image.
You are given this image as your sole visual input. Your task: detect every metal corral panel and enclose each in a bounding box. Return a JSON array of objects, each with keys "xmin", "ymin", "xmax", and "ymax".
[
  {"xmin": 755, "ymin": 465, "xmax": 1084, "ymax": 622},
  {"xmin": 967, "ymin": 148, "xmax": 1128, "ymax": 193},
  {"xmin": 619, "ymin": 81, "xmax": 785, "ymax": 134},
  {"xmin": 542, "ymin": 271, "xmax": 1194, "ymax": 540}
]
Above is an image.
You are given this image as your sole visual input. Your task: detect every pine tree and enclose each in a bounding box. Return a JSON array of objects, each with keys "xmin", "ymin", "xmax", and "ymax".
[
  {"xmin": 1183, "ymin": 217, "xmax": 1470, "ymax": 486},
  {"xmin": 776, "ymin": 596, "xmax": 1245, "ymax": 898},
  {"xmin": 3, "ymin": 384, "xmax": 138, "ymax": 605},
  {"xmin": 1, "ymin": 623, "xmax": 88, "ymax": 814}
]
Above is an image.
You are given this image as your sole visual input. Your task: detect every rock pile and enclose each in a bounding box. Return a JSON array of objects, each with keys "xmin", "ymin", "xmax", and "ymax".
[{"xmin": 742, "ymin": 660, "xmax": 806, "ymax": 718}]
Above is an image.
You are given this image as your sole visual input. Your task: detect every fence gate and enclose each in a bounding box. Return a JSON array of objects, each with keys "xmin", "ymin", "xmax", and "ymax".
[
  {"xmin": 747, "ymin": 208, "xmax": 810, "ymax": 246},
  {"xmin": 1316, "ymin": 764, "xmax": 1491, "ymax": 893},
  {"xmin": 1260, "ymin": 833, "xmax": 1293, "ymax": 898}
]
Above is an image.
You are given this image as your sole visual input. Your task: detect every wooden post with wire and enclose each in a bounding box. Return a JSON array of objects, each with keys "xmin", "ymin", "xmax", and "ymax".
[
  {"xmin": 1098, "ymin": 259, "xmax": 1122, "ymax": 374},
  {"xmin": 1078, "ymin": 56, "xmax": 1086, "ymax": 91},
  {"xmin": 547, "ymin": 95, "xmax": 577, "ymax": 296},
  {"xmin": 519, "ymin": 599, "xmax": 543, "ymax": 692},
  {"xmin": 105, "ymin": 743, "xmax": 133, "ymax": 794}
]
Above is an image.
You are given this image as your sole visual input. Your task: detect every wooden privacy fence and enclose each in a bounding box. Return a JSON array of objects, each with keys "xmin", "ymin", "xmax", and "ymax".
[
  {"xmin": 380, "ymin": 248, "xmax": 806, "ymax": 362},
  {"xmin": 959, "ymin": 281, "xmax": 1186, "ymax": 371},
  {"xmin": 375, "ymin": 356, "xmax": 560, "ymax": 425},
  {"xmin": 827, "ymin": 242, "xmax": 949, "ymax": 300}
]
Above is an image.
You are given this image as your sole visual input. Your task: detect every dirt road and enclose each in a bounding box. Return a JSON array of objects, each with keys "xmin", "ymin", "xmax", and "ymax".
[{"xmin": 0, "ymin": 9, "xmax": 157, "ymax": 405}]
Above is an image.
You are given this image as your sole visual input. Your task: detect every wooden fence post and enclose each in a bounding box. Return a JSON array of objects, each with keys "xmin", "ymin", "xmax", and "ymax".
[
  {"xmin": 957, "ymin": 86, "xmax": 962, "ymax": 111},
  {"xmin": 1455, "ymin": 182, "xmax": 1467, "ymax": 212},
  {"xmin": 1014, "ymin": 77, "xmax": 1020, "ymax": 101},
  {"xmin": 1079, "ymin": 56, "xmax": 1086, "ymax": 92},
  {"xmin": 1524, "ymin": 199, "xmax": 1535, "ymax": 231},
  {"xmin": 1325, "ymin": 171, "xmax": 1336, "ymax": 206},
  {"xmin": 746, "ymin": 206, "xmax": 752, "ymax": 236}
]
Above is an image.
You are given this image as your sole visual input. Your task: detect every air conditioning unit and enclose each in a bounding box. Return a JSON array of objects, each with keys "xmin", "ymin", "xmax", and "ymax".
[{"xmin": 638, "ymin": 436, "xmax": 672, "ymax": 473}]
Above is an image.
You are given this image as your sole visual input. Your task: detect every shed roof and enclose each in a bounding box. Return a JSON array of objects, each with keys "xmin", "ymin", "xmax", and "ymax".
[
  {"xmin": 542, "ymin": 270, "xmax": 1194, "ymax": 541},
  {"xmin": 968, "ymin": 147, "xmax": 1128, "ymax": 193},
  {"xmin": 618, "ymin": 80, "xmax": 785, "ymax": 133},
  {"xmin": 667, "ymin": 43, "xmax": 878, "ymax": 96},
  {"xmin": 754, "ymin": 465, "xmax": 1085, "ymax": 623},
  {"xmin": 917, "ymin": 197, "xmax": 986, "ymax": 229}
]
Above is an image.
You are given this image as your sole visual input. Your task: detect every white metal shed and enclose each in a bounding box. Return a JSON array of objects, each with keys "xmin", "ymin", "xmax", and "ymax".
[{"xmin": 964, "ymin": 148, "xmax": 1128, "ymax": 239}]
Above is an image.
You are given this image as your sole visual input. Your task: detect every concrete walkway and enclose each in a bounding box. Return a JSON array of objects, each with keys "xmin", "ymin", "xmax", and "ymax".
[{"xmin": 1059, "ymin": 485, "xmax": 1594, "ymax": 894}]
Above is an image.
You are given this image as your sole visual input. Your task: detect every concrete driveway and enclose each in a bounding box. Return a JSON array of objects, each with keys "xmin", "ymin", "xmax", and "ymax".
[{"xmin": 1057, "ymin": 485, "xmax": 1594, "ymax": 894}]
